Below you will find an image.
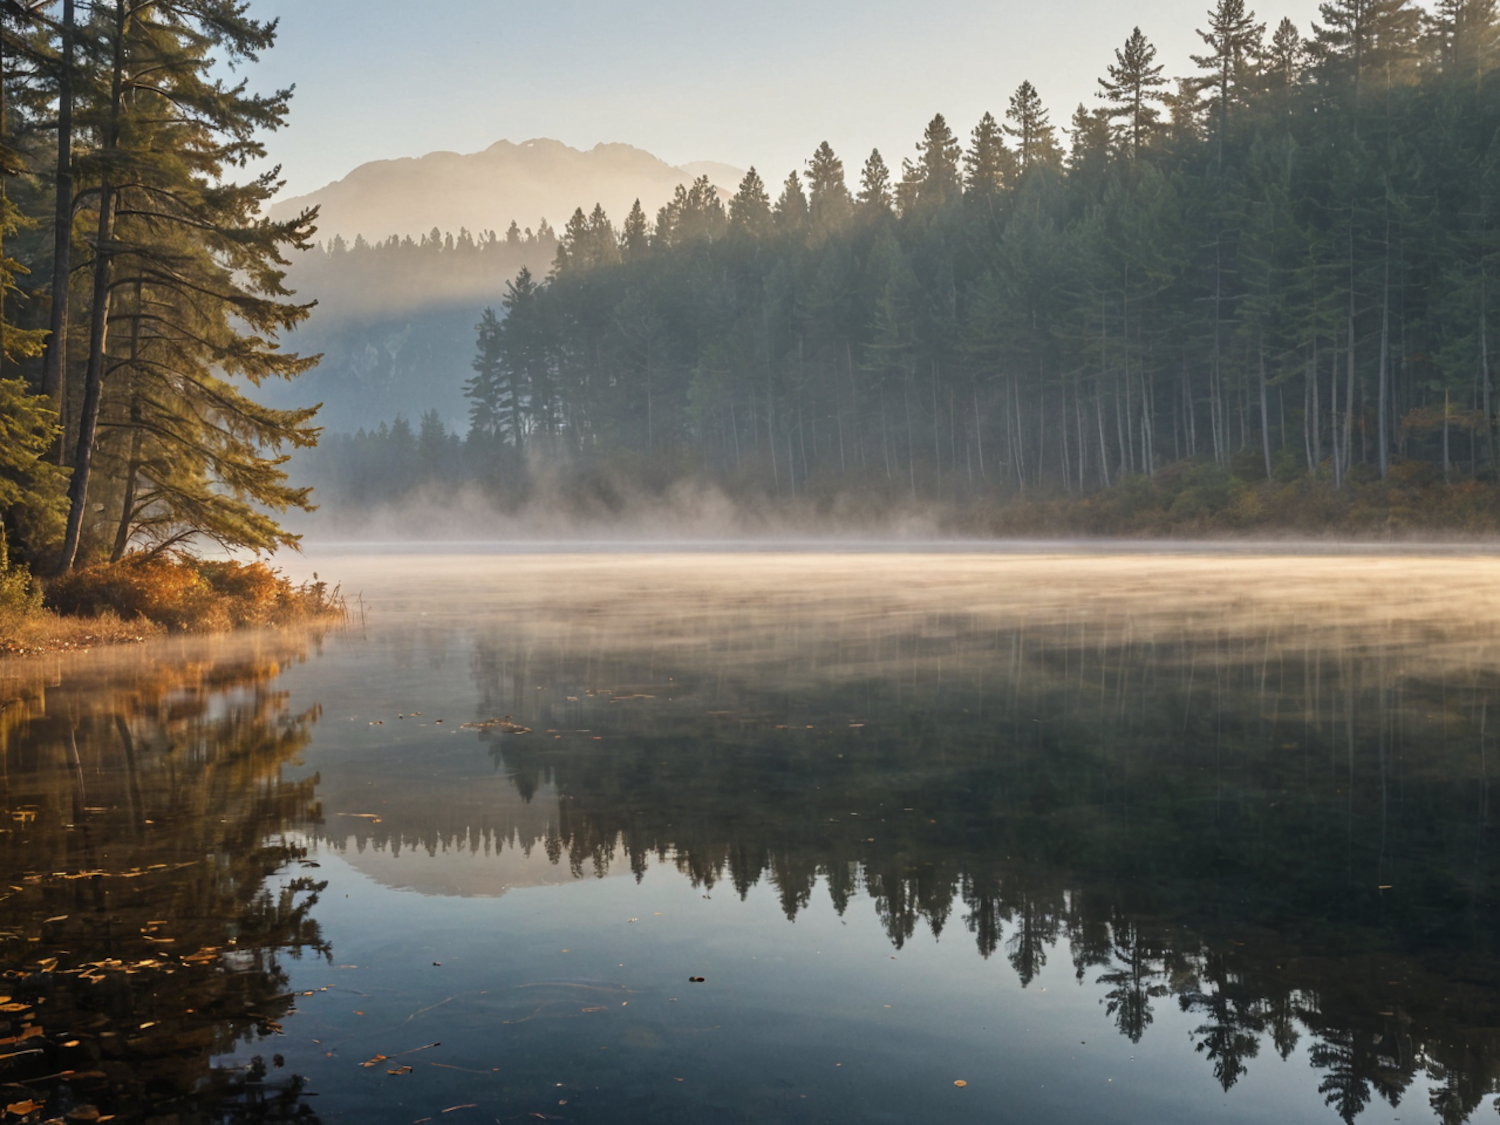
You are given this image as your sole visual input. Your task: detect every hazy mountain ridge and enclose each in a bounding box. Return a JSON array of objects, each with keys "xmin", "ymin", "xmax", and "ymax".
[
  {"xmin": 273, "ymin": 137, "xmax": 743, "ymax": 242},
  {"xmin": 266, "ymin": 139, "xmax": 744, "ymax": 432}
]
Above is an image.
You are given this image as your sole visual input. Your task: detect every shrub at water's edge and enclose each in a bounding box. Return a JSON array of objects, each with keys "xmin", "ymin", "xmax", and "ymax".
[{"xmin": 0, "ymin": 555, "xmax": 346, "ymax": 656}]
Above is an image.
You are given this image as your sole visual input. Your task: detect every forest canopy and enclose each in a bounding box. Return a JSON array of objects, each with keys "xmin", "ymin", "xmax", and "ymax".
[{"xmin": 304, "ymin": 0, "xmax": 1500, "ymax": 534}]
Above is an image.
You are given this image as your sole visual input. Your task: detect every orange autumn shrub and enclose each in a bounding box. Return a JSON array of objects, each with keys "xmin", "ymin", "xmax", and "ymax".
[{"xmin": 47, "ymin": 555, "xmax": 345, "ymax": 633}]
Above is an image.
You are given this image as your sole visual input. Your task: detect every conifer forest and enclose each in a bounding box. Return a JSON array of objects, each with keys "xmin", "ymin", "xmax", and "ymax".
[{"xmin": 309, "ymin": 0, "xmax": 1500, "ymax": 532}]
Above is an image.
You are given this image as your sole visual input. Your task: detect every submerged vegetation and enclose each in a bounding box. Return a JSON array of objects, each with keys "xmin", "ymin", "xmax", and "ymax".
[{"xmin": 306, "ymin": 0, "xmax": 1500, "ymax": 534}]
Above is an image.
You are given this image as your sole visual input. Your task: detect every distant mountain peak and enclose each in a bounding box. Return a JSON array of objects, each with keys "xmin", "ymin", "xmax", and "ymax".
[{"xmin": 272, "ymin": 138, "xmax": 744, "ymax": 242}]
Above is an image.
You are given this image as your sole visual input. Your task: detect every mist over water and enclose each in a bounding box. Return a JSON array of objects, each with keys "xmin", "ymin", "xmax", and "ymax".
[{"xmin": 10, "ymin": 552, "xmax": 1500, "ymax": 1123}]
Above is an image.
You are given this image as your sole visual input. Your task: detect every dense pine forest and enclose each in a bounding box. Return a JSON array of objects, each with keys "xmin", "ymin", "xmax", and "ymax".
[
  {"xmin": 304, "ymin": 0, "xmax": 1500, "ymax": 534},
  {"xmin": 0, "ymin": 0, "xmax": 318, "ymax": 596}
]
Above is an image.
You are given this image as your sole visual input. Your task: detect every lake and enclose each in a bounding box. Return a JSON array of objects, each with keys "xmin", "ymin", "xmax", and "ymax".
[{"xmin": 4, "ymin": 550, "xmax": 1500, "ymax": 1124}]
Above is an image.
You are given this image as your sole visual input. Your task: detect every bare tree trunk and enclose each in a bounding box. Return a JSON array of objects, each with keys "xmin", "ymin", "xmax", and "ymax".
[
  {"xmin": 59, "ymin": 0, "xmax": 125, "ymax": 574},
  {"xmin": 1378, "ymin": 229, "xmax": 1392, "ymax": 480},
  {"xmin": 973, "ymin": 389, "xmax": 986, "ymax": 483},
  {"xmin": 1304, "ymin": 352, "xmax": 1315, "ymax": 473},
  {"xmin": 110, "ymin": 280, "xmax": 143, "ymax": 561},
  {"xmin": 1344, "ymin": 308, "xmax": 1356, "ymax": 482},
  {"xmin": 1312, "ymin": 341, "xmax": 1322, "ymax": 477},
  {"xmin": 41, "ymin": 0, "xmax": 74, "ymax": 407},
  {"xmin": 1095, "ymin": 384, "xmax": 1111, "ymax": 488},
  {"xmin": 1482, "ymin": 268, "xmax": 1495, "ymax": 475},
  {"xmin": 1444, "ymin": 387, "xmax": 1452, "ymax": 485},
  {"xmin": 1259, "ymin": 340, "xmax": 1273, "ymax": 480}
]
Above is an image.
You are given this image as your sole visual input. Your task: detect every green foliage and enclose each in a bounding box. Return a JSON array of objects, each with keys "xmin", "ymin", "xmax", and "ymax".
[{"xmin": 0, "ymin": 527, "xmax": 41, "ymax": 614}]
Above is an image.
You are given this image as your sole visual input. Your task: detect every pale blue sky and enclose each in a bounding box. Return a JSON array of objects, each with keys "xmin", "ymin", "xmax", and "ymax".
[{"xmin": 251, "ymin": 0, "xmax": 1326, "ymax": 197}]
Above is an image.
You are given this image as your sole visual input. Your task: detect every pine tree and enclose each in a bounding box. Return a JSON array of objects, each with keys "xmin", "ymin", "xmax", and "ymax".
[
  {"xmin": 1068, "ymin": 103, "xmax": 1114, "ymax": 173},
  {"xmin": 1191, "ymin": 0, "xmax": 1265, "ymax": 137},
  {"xmin": 1428, "ymin": 0, "xmax": 1500, "ymax": 86},
  {"xmin": 1004, "ymin": 82, "xmax": 1063, "ymax": 172},
  {"xmin": 555, "ymin": 207, "xmax": 591, "ymax": 274},
  {"xmin": 1264, "ymin": 17, "xmax": 1305, "ymax": 91},
  {"xmin": 60, "ymin": 0, "xmax": 321, "ymax": 568},
  {"xmin": 1312, "ymin": 0, "xmax": 1422, "ymax": 97},
  {"xmin": 806, "ymin": 141, "xmax": 853, "ymax": 230},
  {"xmin": 858, "ymin": 149, "xmax": 893, "ymax": 213},
  {"xmin": 912, "ymin": 113, "xmax": 962, "ymax": 206},
  {"xmin": 1097, "ymin": 26, "xmax": 1168, "ymax": 158},
  {"xmin": 730, "ymin": 168, "xmax": 772, "ymax": 238},
  {"xmin": 621, "ymin": 199, "xmax": 650, "ymax": 258},
  {"xmin": 775, "ymin": 170, "xmax": 808, "ymax": 232},
  {"xmin": 964, "ymin": 111, "xmax": 1014, "ymax": 198}
]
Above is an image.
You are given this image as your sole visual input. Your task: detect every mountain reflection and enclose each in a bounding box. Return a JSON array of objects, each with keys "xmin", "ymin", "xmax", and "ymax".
[
  {"xmin": 428, "ymin": 600, "xmax": 1500, "ymax": 1125},
  {"xmin": 0, "ymin": 636, "xmax": 328, "ymax": 1125}
]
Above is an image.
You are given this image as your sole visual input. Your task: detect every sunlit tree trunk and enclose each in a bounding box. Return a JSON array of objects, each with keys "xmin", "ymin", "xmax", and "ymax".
[{"xmin": 59, "ymin": 0, "xmax": 126, "ymax": 574}]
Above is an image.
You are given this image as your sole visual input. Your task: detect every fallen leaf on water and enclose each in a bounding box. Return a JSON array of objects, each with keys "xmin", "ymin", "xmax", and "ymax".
[
  {"xmin": 387, "ymin": 1066, "xmax": 414, "ymax": 1075},
  {"xmin": 0, "ymin": 1003, "xmax": 28, "ymax": 1013},
  {"xmin": 954, "ymin": 1080, "xmax": 968, "ymax": 1088},
  {"xmin": 7, "ymin": 1101, "xmax": 42, "ymax": 1116},
  {"xmin": 360, "ymin": 1055, "xmax": 389, "ymax": 1068},
  {"xmin": 688, "ymin": 976, "xmax": 705, "ymax": 983}
]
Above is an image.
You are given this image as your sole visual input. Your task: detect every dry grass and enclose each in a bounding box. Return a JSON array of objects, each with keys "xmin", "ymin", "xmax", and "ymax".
[
  {"xmin": 0, "ymin": 606, "xmax": 160, "ymax": 656},
  {"xmin": 0, "ymin": 555, "xmax": 346, "ymax": 657}
]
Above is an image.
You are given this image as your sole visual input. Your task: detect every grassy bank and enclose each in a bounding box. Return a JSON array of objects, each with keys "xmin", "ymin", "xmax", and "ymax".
[{"xmin": 0, "ymin": 555, "xmax": 346, "ymax": 657}]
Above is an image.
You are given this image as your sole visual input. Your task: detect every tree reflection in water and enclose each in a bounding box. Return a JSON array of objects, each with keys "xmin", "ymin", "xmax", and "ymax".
[
  {"xmin": 0, "ymin": 635, "xmax": 328, "ymax": 1125},
  {"xmin": 432, "ymin": 599, "xmax": 1500, "ymax": 1125}
]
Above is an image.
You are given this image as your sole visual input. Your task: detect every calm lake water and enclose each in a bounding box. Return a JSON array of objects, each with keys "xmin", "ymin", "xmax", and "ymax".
[{"xmin": 6, "ymin": 550, "xmax": 1500, "ymax": 1124}]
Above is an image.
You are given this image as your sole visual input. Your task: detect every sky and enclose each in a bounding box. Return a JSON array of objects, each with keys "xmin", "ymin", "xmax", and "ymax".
[{"xmin": 250, "ymin": 0, "xmax": 1328, "ymax": 199}]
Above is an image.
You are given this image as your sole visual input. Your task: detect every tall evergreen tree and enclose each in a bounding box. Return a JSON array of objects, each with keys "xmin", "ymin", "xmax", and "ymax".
[
  {"xmin": 859, "ymin": 149, "xmax": 894, "ymax": 213},
  {"xmin": 910, "ymin": 113, "xmax": 962, "ymax": 208},
  {"xmin": 59, "ymin": 0, "xmax": 320, "ymax": 568},
  {"xmin": 621, "ymin": 199, "xmax": 650, "ymax": 259},
  {"xmin": 1191, "ymin": 0, "xmax": 1265, "ymax": 137},
  {"xmin": 730, "ymin": 167, "xmax": 772, "ymax": 238},
  {"xmin": 1312, "ymin": 0, "xmax": 1423, "ymax": 96},
  {"xmin": 1097, "ymin": 26, "xmax": 1169, "ymax": 158},
  {"xmin": 806, "ymin": 141, "xmax": 853, "ymax": 230},
  {"xmin": 775, "ymin": 170, "xmax": 808, "ymax": 232},
  {"xmin": 964, "ymin": 111, "xmax": 1014, "ymax": 198},
  {"xmin": 1005, "ymin": 82, "xmax": 1063, "ymax": 172}
]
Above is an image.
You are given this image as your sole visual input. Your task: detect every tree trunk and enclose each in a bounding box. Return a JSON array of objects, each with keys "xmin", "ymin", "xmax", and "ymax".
[
  {"xmin": 1482, "ymin": 269, "xmax": 1495, "ymax": 476},
  {"xmin": 1259, "ymin": 341, "xmax": 1273, "ymax": 480},
  {"xmin": 1378, "ymin": 232, "xmax": 1392, "ymax": 480},
  {"xmin": 41, "ymin": 0, "xmax": 74, "ymax": 407},
  {"xmin": 58, "ymin": 0, "xmax": 125, "ymax": 575},
  {"xmin": 1444, "ymin": 388, "xmax": 1452, "ymax": 485},
  {"xmin": 110, "ymin": 280, "xmax": 144, "ymax": 562}
]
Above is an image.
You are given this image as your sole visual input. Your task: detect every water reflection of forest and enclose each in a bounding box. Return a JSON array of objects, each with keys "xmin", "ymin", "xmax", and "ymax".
[
  {"xmin": 0, "ymin": 636, "xmax": 329, "ymax": 1125},
  {"xmin": 429, "ymin": 596, "xmax": 1500, "ymax": 1125}
]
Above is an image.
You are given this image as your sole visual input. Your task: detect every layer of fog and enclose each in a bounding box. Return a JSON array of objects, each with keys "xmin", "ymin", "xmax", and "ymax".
[{"xmin": 277, "ymin": 476, "xmax": 1500, "ymax": 557}]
